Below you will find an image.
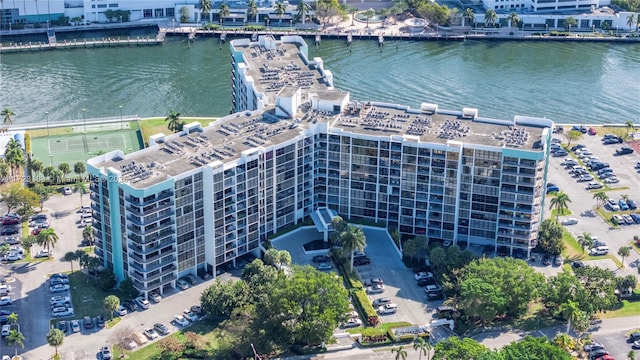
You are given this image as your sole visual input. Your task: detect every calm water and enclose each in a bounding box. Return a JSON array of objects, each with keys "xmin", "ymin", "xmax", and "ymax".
[{"xmin": 1, "ymin": 35, "xmax": 639, "ymax": 125}]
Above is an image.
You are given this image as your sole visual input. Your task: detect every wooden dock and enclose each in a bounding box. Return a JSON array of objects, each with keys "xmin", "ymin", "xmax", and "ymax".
[{"xmin": 0, "ymin": 35, "xmax": 164, "ymax": 53}]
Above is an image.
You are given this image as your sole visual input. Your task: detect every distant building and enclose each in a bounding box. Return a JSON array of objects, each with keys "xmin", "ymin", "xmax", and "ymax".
[{"xmin": 88, "ymin": 35, "xmax": 553, "ymax": 299}]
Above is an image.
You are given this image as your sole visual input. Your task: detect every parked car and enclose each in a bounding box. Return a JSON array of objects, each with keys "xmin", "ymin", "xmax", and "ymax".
[
  {"xmin": 95, "ymin": 315, "xmax": 106, "ymax": 328},
  {"xmin": 377, "ymin": 303, "xmax": 398, "ymax": 315},
  {"xmin": 71, "ymin": 320, "xmax": 80, "ymax": 333},
  {"xmin": 176, "ymin": 279, "xmax": 190, "ymax": 290},
  {"xmin": 316, "ymin": 263, "xmax": 332, "ymax": 271},
  {"xmin": 616, "ymin": 146, "xmax": 634, "ymax": 155},
  {"xmin": 619, "ymin": 199, "xmax": 629, "ymax": 211},
  {"xmin": 50, "ymin": 277, "xmax": 69, "ymax": 286},
  {"xmin": 57, "ymin": 320, "xmax": 67, "ymax": 332},
  {"xmin": 4, "ymin": 252, "xmax": 22, "ymax": 261},
  {"xmin": 149, "ymin": 291, "xmax": 162, "ymax": 303},
  {"xmin": 62, "ymin": 187, "xmax": 73, "ymax": 195},
  {"xmin": 627, "ymin": 199, "xmax": 638, "ymax": 210},
  {"xmin": 414, "ymin": 271, "xmax": 434, "ymax": 281},
  {"xmin": 1, "ymin": 227, "xmax": 19, "ymax": 235},
  {"xmin": 546, "ymin": 185, "xmax": 560, "ymax": 194},
  {"xmin": 143, "ymin": 328, "xmax": 159, "ymax": 340},
  {"xmin": 50, "ymin": 296, "xmax": 71, "ymax": 307},
  {"xmin": 35, "ymin": 250, "xmax": 50, "ymax": 258},
  {"xmin": 99, "ymin": 345, "xmax": 112, "ymax": 360},
  {"xmin": 153, "ymin": 323, "xmax": 170, "ymax": 335},
  {"xmin": 83, "ymin": 316, "xmax": 94, "ymax": 329},
  {"xmin": 342, "ymin": 317, "xmax": 363, "ymax": 328},
  {"xmin": 49, "ymin": 284, "xmax": 70, "ymax": 293},
  {"xmin": 604, "ymin": 176, "xmax": 620, "ymax": 184},
  {"xmin": 366, "ymin": 284, "xmax": 385, "ymax": 294},
  {"xmin": 184, "ymin": 274, "xmax": 198, "ymax": 285},
  {"xmin": 561, "ymin": 218, "xmax": 578, "ymax": 226},
  {"xmin": 372, "ymin": 297, "xmax": 392, "ymax": 307},
  {"xmin": 131, "ymin": 331, "xmax": 148, "ymax": 345},
  {"xmin": 183, "ymin": 310, "xmax": 199, "ymax": 322},
  {"xmin": 3, "ymin": 237, "xmax": 19, "ymax": 245},
  {"xmin": 583, "ymin": 343, "xmax": 605, "ymax": 352},
  {"xmin": 572, "ymin": 261, "xmax": 586, "ymax": 269},
  {"xmin": 312, "ymin": 254, "xmax": 330, "ymax": 263},
  {"xmin": 623, "ymin": 214, "xmax": 635, "ymax": 225},
  {"xmin": 190, "ymin": 305, "xmax": 202, "ymax": 316},
  {"xmin": 587, "ymin": 182, "xmax": 603, "ymax": 190},
  {"xmin": 115, "ymin": 306, "xmax": 127, "ymax": 316},
  {"xmin": 578, "ymin": 174, "xmax": 594, "ymax": 182},
  {"xmin": 173, "ymin": 314, "xmax": 190, "ymax": 327},
  {"xmin": 589, "ymin": 246, "xmax": 609, "ymax": 256},
  {"xmin": 607, "ymin": 199, "xmax": 620, "ymax": 211},
  {"xmin": 0, "ymin": 297, "xmax": 11, "ymax": 306},
  {"xmin": 353, "ymin": 256, "xmax": 371, "ymax": 266},
  {"xmin": 363, "ymin": 278, "xmax": 384, "ymax": 287},
  {"xmin": 122, "ymin": 337, "xmax": 137, "ymax": 350},
  {"xmin": 630, "ymin": 213, "xmax": 640, "ymax": 224},
  {"xmin": 51, "ymin": 307, "xmax": 74, "ymax": 318},
  {"xmin": 554, "ymin": 255, "xmax": 564, "ymax": 266},
  {"xmin": 612, "ymin": 215, "xmax": 625, "ymax": 225},
  {"xmin": 135, "ymin": 297, "xmax": 149, "ymax": 310},
  {"xmin": 123, "ymin": 300, "xmax": 138, "ymax": 312}
]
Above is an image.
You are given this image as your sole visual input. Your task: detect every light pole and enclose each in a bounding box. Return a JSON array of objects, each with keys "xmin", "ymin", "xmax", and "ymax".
[
  {"xmin": 45, "ymin": 111, "xmax": 50, "ymax": 136},
  {"xmin": 172, "ymin": 18, "xmax": 175, "ymax": 31},
  {"xmin": 119, "ymin": 105, "xmax": 123, "ymax": 130},
  {"xmin": 592, "ymin": 24, "xmax": 595, "ymax": 33},
  {"xmin": 82, "ymin": 108, "xmax": 87, "ymax": 134},
  {"xmin": 546, "ymin": 23, "xmax": 548, "ymax": 34},
  {"xmin": 49, "ymin": 155, "xmax": 53, "ymax": 167}
]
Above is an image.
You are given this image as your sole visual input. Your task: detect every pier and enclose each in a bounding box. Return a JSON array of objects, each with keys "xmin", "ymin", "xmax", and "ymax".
[{"xmin": 0, "ymin": 35, "xmax": 164, "ymax": 53}]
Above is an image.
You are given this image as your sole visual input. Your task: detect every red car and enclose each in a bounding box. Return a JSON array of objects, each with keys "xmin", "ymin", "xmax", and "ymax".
[
  {"xmin": 588, "ymin": 127, "xmax": 597, "ymax": 135},
  {"xmin": 31, "ymin": 228, "xmax": 42, "ymax": 236},
  {"xmin": 1, "ymin": 217, "xmax": 19, "ymax": 226}
]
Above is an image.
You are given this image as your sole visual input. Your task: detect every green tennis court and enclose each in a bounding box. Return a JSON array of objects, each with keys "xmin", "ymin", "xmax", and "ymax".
[{"xmin": 31, "ymin": 127, "xmax": 143, "ymax": 169}]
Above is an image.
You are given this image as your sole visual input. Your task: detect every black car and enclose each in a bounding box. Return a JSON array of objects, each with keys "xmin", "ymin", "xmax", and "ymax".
[
  {"xmin": 628, "ymin": 332, "xmax": 640, "ymax": 342},
  {"xmin": 123, "ymin": 300, "xmax": 138, "ymax": 312},
  {"xmin": 312, "ymin": 255, "xmax": 330, "ymax": 263},
  {"xmin": 627, "ymin": 199, "xmax": 637, "ymax": 210},
  {"xmin": 589, "ymin": 349, "xmax": 608, "ymax": 359},
  {"xmin": 353, "ymin": 257, "xmax": 371, "ymax": 266},
  {"xmin": 95, "ymin": 315, "xmax": 106, "ymax": 328},
  {"xmin": 583, "ymin": 343, "xmax": 604, "ymax": 352},
  {"xmin": 57, "ymin": 320, "xmax": 68, "ymax": 332},
  {"xmin": 571, "ymin": 144, "xmax": 586, "ymax": 151},
  {"xmin": 572, "ymin": 261, "xmax": 585, "ymax": 269},
  {"xmin": 1, "ymin": 227, "xmax": 19, "ymax": 236},
  {"xmin": 616, "ymin": 146, "xmax": 634, "ymax": 155},
  {"xmin": 542, "ymin": 255, "xmax": 552, "ymax": 265}
]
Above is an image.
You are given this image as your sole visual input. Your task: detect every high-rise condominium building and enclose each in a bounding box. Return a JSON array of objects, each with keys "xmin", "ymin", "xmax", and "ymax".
[{"xmin": 87, "ymin": 35, "xmax": 553, "ymax": 299}]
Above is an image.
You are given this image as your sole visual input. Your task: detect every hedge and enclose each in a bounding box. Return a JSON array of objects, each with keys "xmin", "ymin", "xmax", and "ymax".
[
  {"xmin": 351, "ymin": 288, "xmax": 379, "ymax": 326},
  {"xmin": 387, "ymin": 328, "xmax": 430, "ymax": 343}
]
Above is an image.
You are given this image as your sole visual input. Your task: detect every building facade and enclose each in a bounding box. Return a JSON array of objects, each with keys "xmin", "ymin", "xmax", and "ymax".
[{"xmin": 88, "ymin": 35, "xmax": 553, "ymax": 298}]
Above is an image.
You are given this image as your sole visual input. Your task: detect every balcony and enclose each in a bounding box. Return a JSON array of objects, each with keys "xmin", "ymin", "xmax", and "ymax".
[
  {"xmin": 130, "ymin": 265, "xmax": 176, "ymax": 283},
  {"xmin": 129, "ymin": 238, "xmax": 175, "ymax": 257},
  {"xmin": 126, "ymin": 191, "xmax": 173, "ymax": 206}
]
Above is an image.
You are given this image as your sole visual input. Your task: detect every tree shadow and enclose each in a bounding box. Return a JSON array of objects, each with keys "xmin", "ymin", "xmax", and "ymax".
[{"xmin": 51, "ymin": 210, "xmax": 74, "ymax": 219}]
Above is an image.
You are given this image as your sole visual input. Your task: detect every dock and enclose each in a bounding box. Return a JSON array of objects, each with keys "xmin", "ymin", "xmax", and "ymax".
[
  {"xmin": 347, "ymin": 33, "xmax": 352, "ymax": 44},
  {"xmin": 378, "ymin": 34, "xmax": 384, "ymax": 46},
  {"xmin": 0, "ymin": 36, "xmax": 164, "ymax": 53}
]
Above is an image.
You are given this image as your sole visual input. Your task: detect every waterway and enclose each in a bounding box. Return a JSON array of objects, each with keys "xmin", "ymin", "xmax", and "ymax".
[{"xmin": 1, "ymin": 34, "xmax": 639, "ymax": 125}]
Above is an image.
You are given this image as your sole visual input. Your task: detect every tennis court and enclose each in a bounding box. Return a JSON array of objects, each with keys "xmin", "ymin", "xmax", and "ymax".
[{"xmin": 31, "ymin": 127, "xmax": 143, "ymax": 169}]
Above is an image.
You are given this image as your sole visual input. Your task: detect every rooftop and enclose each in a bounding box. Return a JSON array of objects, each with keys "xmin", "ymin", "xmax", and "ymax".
[{"xmin": 90, "ymin": 102, "xmax": 549, "ymax": 189}]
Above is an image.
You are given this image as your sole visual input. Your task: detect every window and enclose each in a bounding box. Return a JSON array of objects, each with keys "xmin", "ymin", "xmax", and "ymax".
[{"xmin": 143, "ymin": 9, "xmax": 153, "ymax": 18}]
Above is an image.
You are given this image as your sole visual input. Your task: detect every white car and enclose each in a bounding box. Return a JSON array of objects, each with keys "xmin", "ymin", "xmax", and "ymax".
[
  {"xmin": 612, "ymin": 214, "xmax": 625, "ymax": 225},
  {"xmin": 51, "ymin": 307, "xmax": 74, "ymax": 317},
  {"xmin": 49, "ymin": 284, "xmax": 70, "ymax": 293},
  {"xmin": 135, "ymin": 297, "xmax": 150, "ymax": 310},
  {"xmin": 0, "ymin": 284, "xmax": 11, "ymax": 295},
  {"xmin": 143, "ymin": 328, "xmax": 159, "ymax": 340},
  {"xmin": 4, "ymin": 252, "xmax": 22, "ymax": 261},
  {"xmin": 35, "ymin": 249, "xmax": 50, "ymax": 258},
  {"xmin": 342, "ymin": 317, "xmax": 363, "ymax": 328},
  {"xmin": 1, "ymin": 324, "xmax": 10, "ymax": 336},
  {"xmin": 49, "ymin": 296, "xmax": 71, "ymax": 306},
  {"xmin": 0, "ymin": 296, "xmax": 11, "ymax": 306},
  {"xmin": 316, "ymin": 263, "xmax": 332, "ymax": 271},
  {"xmin": 377, "ymin": 303, "xmax": 398, "ymax": 315},
  {"xmin": 414, "ymin": 272, "xmax": 434, "ymax": 281},
  {"xmin": 183, "ymin": 310, "xmax": 199, "ymax": 322},
  {"xmin": 605, "ymin": 177, "xmax": 620, "ymax": 184},
  {"xmin": 62, "ymin": 187, "xmax": 73, "ymax": 195},
  {"xmin": 365, "ymin": 284, "xmax": 385, "ymax": 294},
  {"xmin": 122, "ymin": 337, "xmax": 137, "ymax": 350},
  {"xmin": 173, "ymin": 314, "xmax": 190, "ymax": 327},
  {"xmin": 115, "ymin": 306, "xmax": 127, "ymax": 316},
  {"xmin": 149, "ymin": 291, "xmax": 162, "ymax": 303},
  {"xmin": 561, "ymin": 218, "xmax": 578, "ymax": 226},
  {"xmin": 587, "ymin": 182, "xmax": 603, "ymax": 190}
]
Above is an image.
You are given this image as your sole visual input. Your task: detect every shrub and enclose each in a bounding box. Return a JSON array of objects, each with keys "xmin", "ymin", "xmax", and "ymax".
[{"xmin": 350, "ymin": 288, "xmax": 379, "ymax": 326}]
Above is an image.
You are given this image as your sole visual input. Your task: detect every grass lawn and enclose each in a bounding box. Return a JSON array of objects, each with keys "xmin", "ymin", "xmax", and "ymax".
[
  {"xmin": 106, "ymin": 317, "xmax": 122, "ymax": 328},
  {"xmin": 562, "ymin": 229, "xmax": 623, "ymax": 268},
  {"xmin": 600, "ymin": 301, "xmax": 640, "ymax": 319},
  {"xmin": 550, "ymin": 208, "xmax": 572, "ymax": 217},
  {"xmin": 345, "ymin": 321, "xmax": 411, "ymax": 336},
  {"xmin": 67, "ymin": 271, "xmax": 127, "ymax": 319},
  {"xmin": 138, "ymin": 117, "xmax": 217, "ymax": 146}
]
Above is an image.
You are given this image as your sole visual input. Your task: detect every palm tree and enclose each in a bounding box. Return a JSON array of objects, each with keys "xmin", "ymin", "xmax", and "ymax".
[
  {"xmin": 549, "ymin": 192, "xmax": 571, "ymax": 222},
  {"xmin": 593, "ymin": 191, "xmax": 608, "ymax": 209},
  {"xmin": 275, "ymin": 1, "xmax": 286, "ymax": 25},
  {"xmin": 165, "ymin": 110, "xmax": 182, "ymax": 133},
  {"xmin": 83, "ymin": 225, "xmax": 94, "ymax": 246},
  {"xmin": 36, "ymin": 228, "xmax": 59, "ymax": 256},
  {"xmin": 46, "ymin": 328, "xmax": 64, "ymax": 357},
  {"xmin": 413, "ymin": 337, "xmax": 432, "ymax": 360},
  {"xmin": 5, "ymin": 329, "xmax": 24, "ymax": 357},
  {"xmin": 507, "ymin": 12, "xmax": 519, "ymax": 28},
  {"xmin": 625, "ymin": 120, "xmax": 635, "ymax": 138},
  {"xmin": 627, "ymin": 13, "xmax": 637, "ymax": 31},
  {"xmin": 0, "ymin": 162, "xmax": 9, "ymax": 180},
  {"xmin": 63, "ymin": 251, "xmax": 78, "ymax": 272},
  {"xmin": 247, "ymin": 0, "xmax": 258, "ymax": 23},
  {"xmin": 219, "ymin": 3, "xmax": 230, "ymax": 25},
  {"xmin": 74, "ymin": 182, "xmax": 88, "ymax": 207},
  {"xmin": 104, "ymin": 295, "xmax": 121, "ymax": 321},
  {"xmin": 31, "ymin": 158, "xmax": 44, "ymax": 182},
  {"xmin": 577, "ymin": 232, "xmax": 593, "ymax": 253},
  {"xmin": 200, "ymin": 0, "xmax": 212, "ymax": 22},
  {"xmin": 7, "ymin": 313, "xmax": 18, "ymax": 327},
  {"xmin": 296, "ymin": 1, "xmax": 309, "ymax": 25},
  {"xmin": 58, "ymin": 162, "xmax": 71, "ymax": 182},
  {"xmin": 73, "ymin": 161, "xmax": 86, "ymax": 180},
  {"xmin": 463, "ymin": 8, "xmax": 475, "ymax": 27},
  {"xmin": 340, "ymin": 224, "xmax": 366, "ymax": 271},
  {"xmin": 484, "ymin": 9, "xmax": 497, "ymax": 28},
  {"xmin": 558, "ymin": 300, "xmax": 582, "ymax": 334},
  {"xmin": 391, "ymin": 345, "xmax": 408, "ymax": 360},
  {"xmin": 553, "ymin": 333, "xmax": 574, "ymax": 350},
  {"xmin": 565, "ymin": 16, "xmax": 577, "ymax": 31},
  {"xmin": 1, "ymin": 107, "xmax": 15, "ymax": 125},
  {"xmin": 618, "ymin": 246, "xmax": 631, "ymax": 267},
  {"xmin": 5, "ymin": 139, "xmax": 24, "ymax": 177},
  {"xmin": 363, "ymin": 8, "xmax": 375, "ymax": 28}
]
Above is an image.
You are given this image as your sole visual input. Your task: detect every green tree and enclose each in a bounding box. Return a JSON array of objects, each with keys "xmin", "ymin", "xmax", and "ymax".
[
  {"xmin": 7, "ymin": 312, "xmax": 18, "ymax": 327},
  {"xmin": 98, "ymin": 271, "xmax": 116, "ymax": 291},
  {"xmin": 392, "ymin": 345, "xmax": 408, "ymax": 360},
  {"xmin": 577, "ymin": 232, "xmax": 594, "ymax": 253},
  {"xmin": 413, "ymin": 337, "xmax": 432, "ymax": 360},
  {"xmin": 241, "ymin": 258, "xmax": 278, "ymax": 304},
  {"xmin": 403, "ymin": 235, "xmax": 428, "ymax": 266},
  {"xmin": 49, "ymin": 168, "xmax": 64, "ymax": 184},
  {"xmin": 339, "ymin": 224, "xmax": 366, "ymax": 271},
  {"xmin": 314, "ymin": 0, "xmax": 339, "ymax": 28},
  {"xmin": 21, "ymin": 235, "xmax": 36, "ymax": 254},
  {"xmin": 549, "ymin": 192, "xmax": 571, "ymax": 222},
  {"xmin": 5, "ymin": 329, "xmax": 25, "ymax": 357},
  {"xmin": 119, "ymin": 277, "xmax": 140, "ymax": 299},
  {"xmin": 74, "ymin": 182, "xmax": 88, "ymax": 207},
  {"xmin": 363, "ymin": 8, "xmax": 375, "ymax": 28},
  {"xmin": 5, "ymin": 139, "xmax": 25, "ymax": 176},
  {"xmin": 0, "ymin": 161, "xmax": 9, "ymax": 180},
  {"xmin": 58, "ymin": 162, "xmax": 71, "ymax": 182},
  {"xmin": 629, "ymin": 350, "xmax": 636, "ymax": 360},
  {"xmin": 31, "ymin": 183, "xmax": 49, "ymax": 211},
  {"xmin": 564, "ymin": 16, "xmax": 577, "ymax": 30},
  {"xmin": 564, "ymin": 129, "xmax": 582, "ymax": 147},
  {"xmin": 219, "ymin": 3, "xmax": 230, "ymax": 25},
  {"xmin": 417, "ymin": 2, "xmax": 450, "ymax": 26},
  {"xmin": 1, "ymin": 108, "xmax": 16, "ymax": 125},
  {"xmin": 36, "ymin": 228, "xmax": 59, "ymax": 256},
  {"xmin": 297, "ymin": 1, "xmax": 310, "ymax": 24},
  {"xmin": 500, "ymin": 335, "xmax": 571, "ymax": 360},
  {"xmin": 46, "ymin": 328, "xmax": 65, "ymax": 356},
  {"xmin": 63, "ymin": 251, "xmax": 78, "ymax": 273},
  {"xmin": 165, "ymin": 110, "xmax": 183, "ymax": 133},
  {"xmin": 484, "ymin": 9, "xmax": 497, "ymax": 27},
  {"xmin": 103, "ymin": 295, "xmax": 120, "ymax": 321},
  {"xmin": 262, "ymin": 265, "xmax": 350, "ymax": 346},
  {"xmin": 432, "ymin": 337, "xmax": 490, "ymax": 360},
  {"xmin": 82, "ymin": 225, "xmax": 94, "ymax": 246},
  {"xmin": 593, "ymin": 191, "xmax": 608, "ymax": 209},
  {"xmin": 200, "ymin": 279, "xmax": 250, "ymax": 319},
  {"xmin": 200, "ymin": 0, "xmax": 212, "ymax": 22},
  {"xmin": 180, "ymin": 6, "xmax": 190, "ymax": 22},
  {"xmin": 30, "ymin": 158, "xmax": 44, "ymax": 182},
  {"xmin": 553, "ymin": 333, "xmax": 574, "ymax": 351},
  {"xmin": 537, "ymin": 219, "xmax": 565, "ymax": 255},
  {"xmin": 275, "ymin": 1, "xmax": 287, "ymax": 24},
  {"xmin": 558, "ymin": 300, "xmax": 582, "ymax": 334},
  {"xmin": 263, "ymin": 248, "xmax": 292, "ymax": 271},
  {"xmin": 247, "ymin": 0, "xmax": 259, "ymax": 23},
  {"xmin": 618, "ymin": 246, "xmax": 631, "ymax": 267},
  {"xmin": 73, "ymin": 161, "xmax": 86, "ymax": 179},
  {"xmin": 463, "ymin": 8, "xmax": 475, "ymax": 27},
  {"xmin": 507, "ymin": 12, "xmax": 520, "ymax": 28}
]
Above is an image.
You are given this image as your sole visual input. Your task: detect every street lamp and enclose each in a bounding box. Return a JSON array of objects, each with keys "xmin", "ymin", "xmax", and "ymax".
[
  {"xmin": 45, "ymin": 111, "xmax": 50, "ymax": 136},
  {"xmin": 119, "ymin": 105, "xmax": 123, "ymax": 130},
  {"xmin": 172, "ymin": 18, "xmax": 175, "ymax": 31},
  {"xmin": 82, "ymin": 108, "xmax": 87, "ymax": 134}
]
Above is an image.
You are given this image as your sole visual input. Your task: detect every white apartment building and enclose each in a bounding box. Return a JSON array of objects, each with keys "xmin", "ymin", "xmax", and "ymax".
[{"xmin": 87, "ymin": 35, "xmax": 553, "ymax": 298}]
